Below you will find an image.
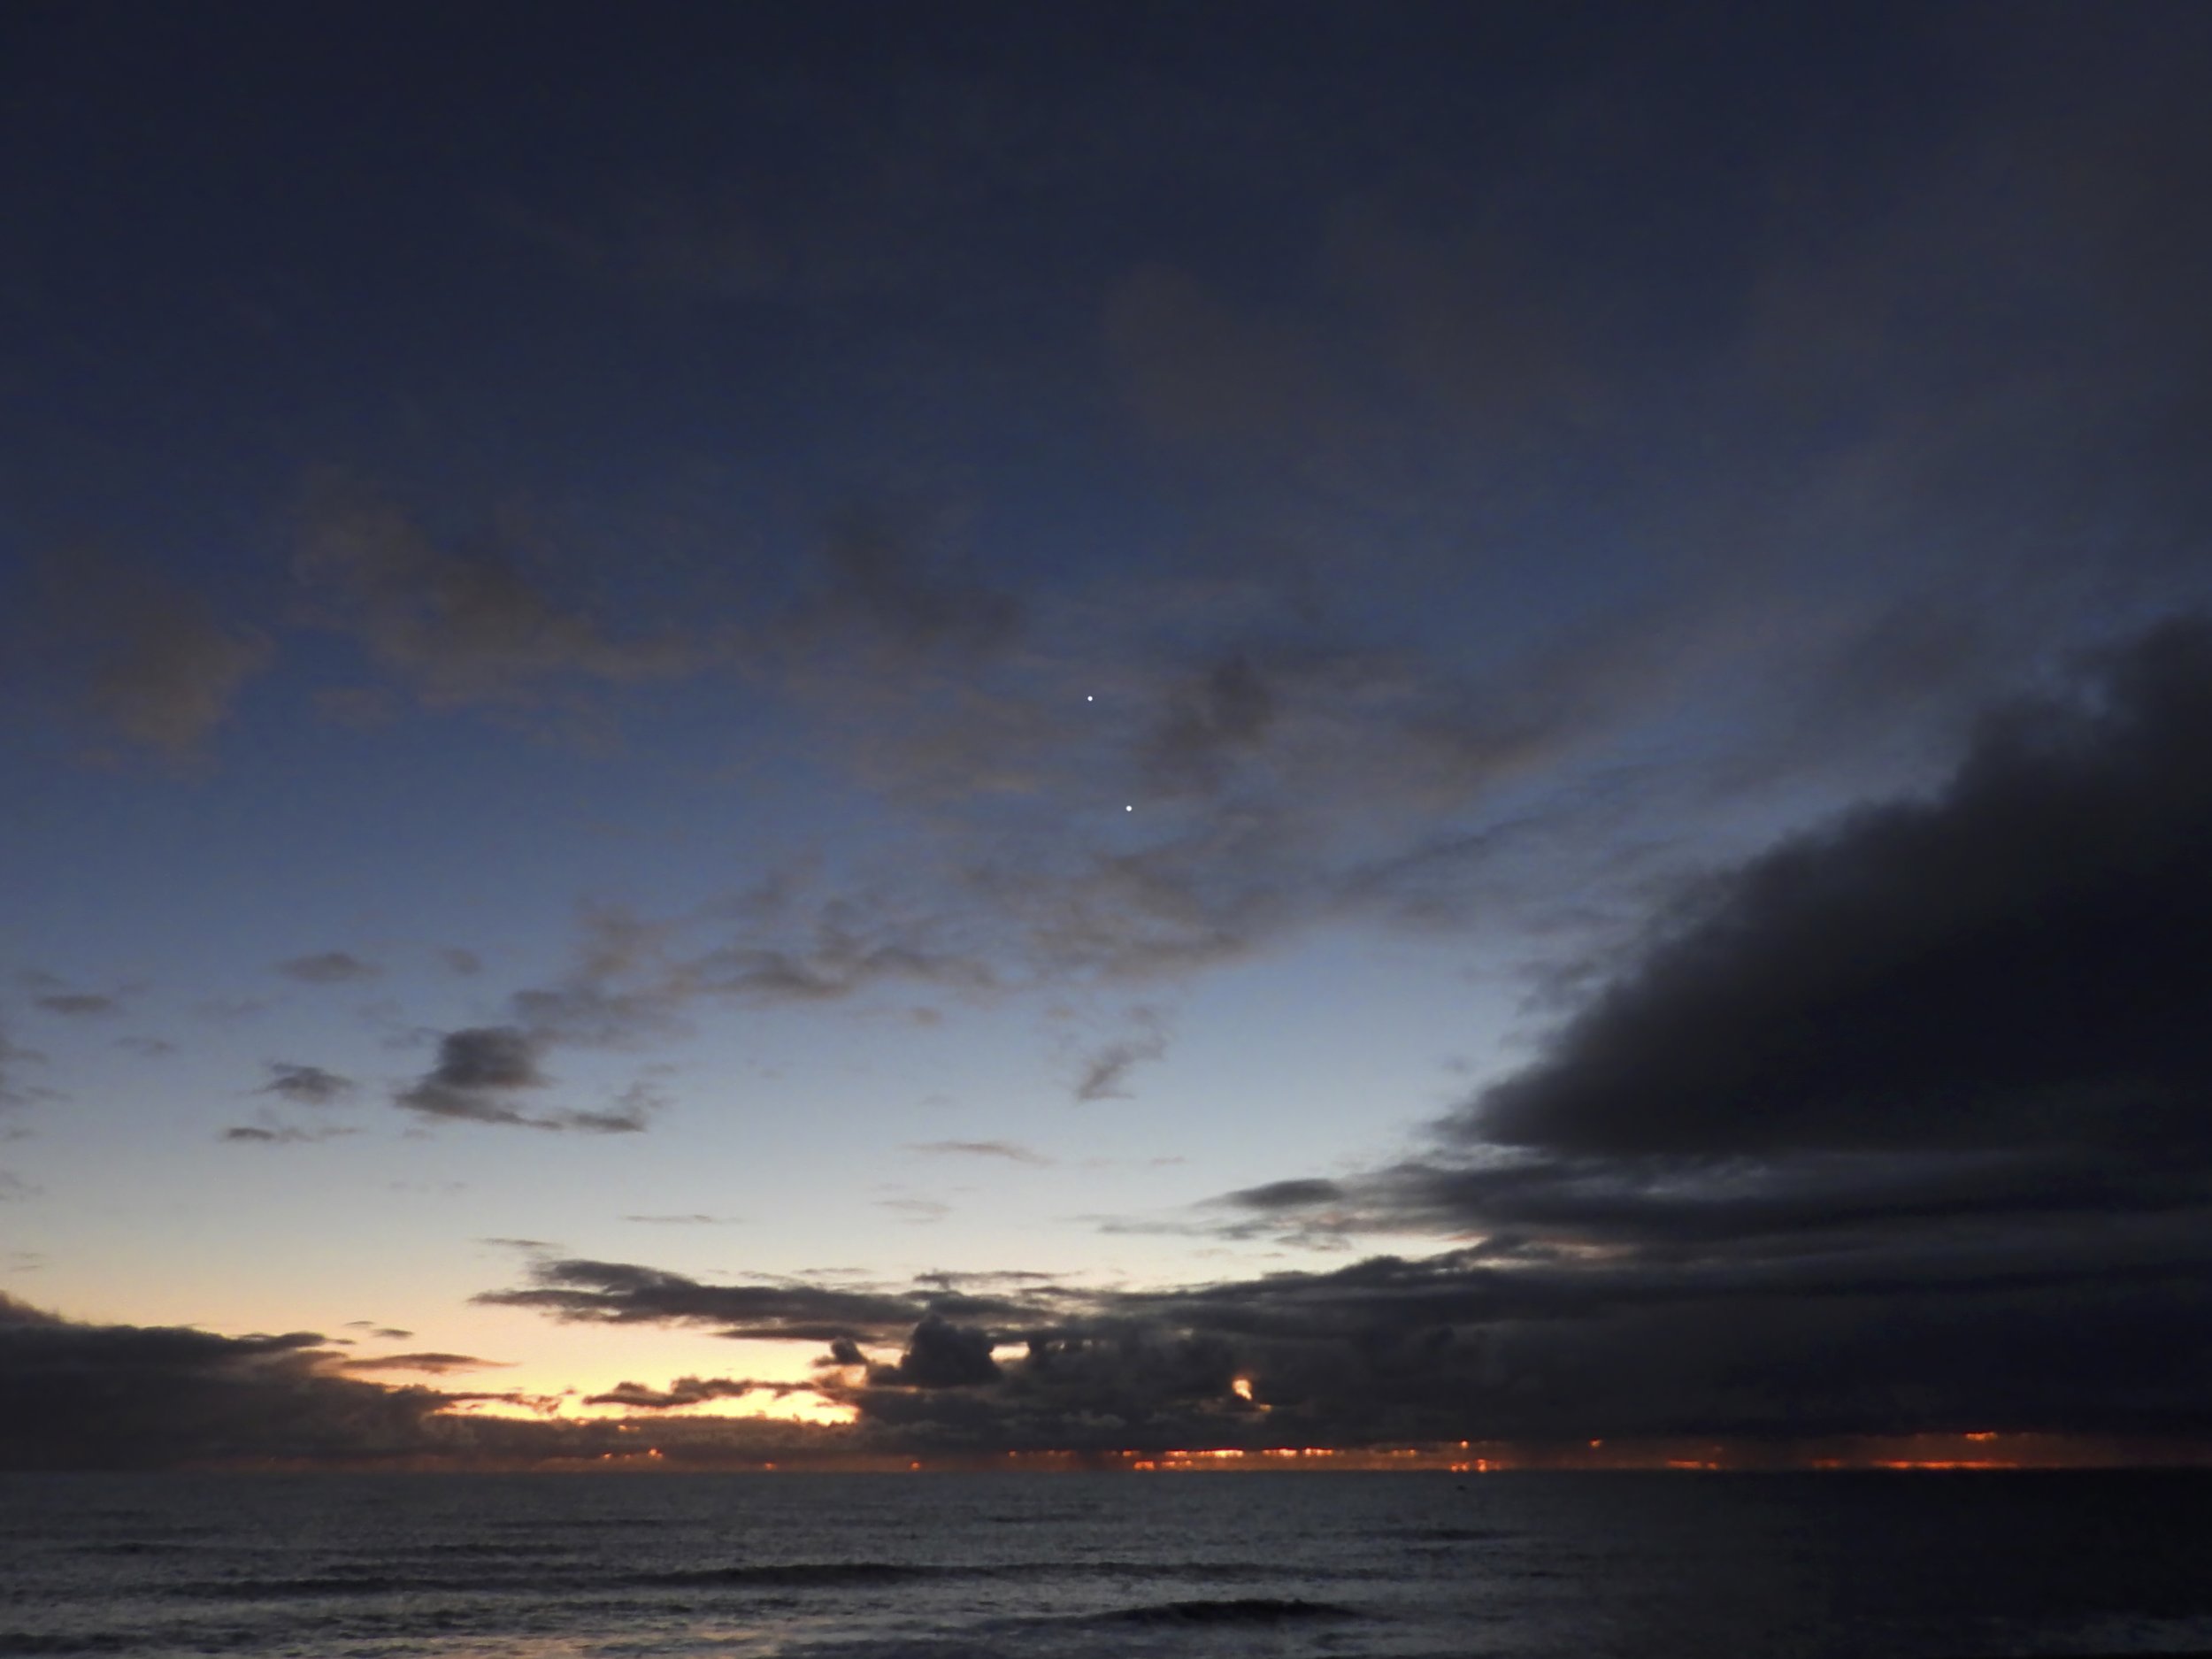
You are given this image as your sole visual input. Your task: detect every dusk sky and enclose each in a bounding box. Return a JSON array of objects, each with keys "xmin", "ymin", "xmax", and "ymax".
[{"xmin": 4, "ymin": 1, "xmax": 2211, "ymax": 1468}]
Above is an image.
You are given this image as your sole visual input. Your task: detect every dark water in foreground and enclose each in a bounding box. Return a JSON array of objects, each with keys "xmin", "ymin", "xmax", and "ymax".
[{"xmin": 4, "ymin": 1471, "xmax": 2210, "ymax": 1658}]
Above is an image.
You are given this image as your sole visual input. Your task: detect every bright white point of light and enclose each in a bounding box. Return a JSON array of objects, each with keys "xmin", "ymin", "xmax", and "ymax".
[
  {"xmin": 1086, "ymin": 694, "xmax": 1094, "ymax": 702},
  {"xmin": 1125, "ymin": 803, "xmax": 1133, "ymax": 812},
  {"xmin": 1232, "ymin": 1378, "xmax": 1255, "ymax": 1402}
]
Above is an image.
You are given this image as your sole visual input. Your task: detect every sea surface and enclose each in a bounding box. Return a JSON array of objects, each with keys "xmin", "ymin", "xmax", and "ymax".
[{"xmin": 4, "ymin": 1470, "xmax": 2210, "ymax": 1659}]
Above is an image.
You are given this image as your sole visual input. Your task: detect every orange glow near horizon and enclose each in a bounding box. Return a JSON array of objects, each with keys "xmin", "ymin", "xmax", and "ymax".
[{"xmin": 376, "ymin": 1428, "xmax": 2212, "ymax": 1475}]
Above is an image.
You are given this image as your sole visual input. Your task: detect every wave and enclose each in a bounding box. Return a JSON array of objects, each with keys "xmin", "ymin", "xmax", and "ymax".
[
  {"xmin": 631, "ymin": 1563, "xmax": 934, "ymax": 1588},
  {"xmin": 1388, "ymin": 1525, "xmax": 1516, "ymax": 1542},
  {"xmin": 1077, "ymin": 1596, "xmax": 1363, "ymax": 1625},
  {"xmin": 168, "ymin": 1574, "xmax": 456, "ymax": 1599},
  {"xmin": 161, "ymin": 1554, "xmax": 1366, "ymax": 1602},
  {"xmin": 166, "ymin": 1560, "xmax": 944, "ymax": 1600}
]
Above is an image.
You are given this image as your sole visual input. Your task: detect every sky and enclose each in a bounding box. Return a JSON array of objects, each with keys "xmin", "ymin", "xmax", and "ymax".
[{"xmin": 4, "ymin": 0, "xmax": 2212, "ymax": 1470}]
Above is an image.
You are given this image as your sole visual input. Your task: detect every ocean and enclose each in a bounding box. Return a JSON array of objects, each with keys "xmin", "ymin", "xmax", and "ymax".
[{"xmin": 4, "ymin": 1470, "xmax": 2209, "ymax": 1658}]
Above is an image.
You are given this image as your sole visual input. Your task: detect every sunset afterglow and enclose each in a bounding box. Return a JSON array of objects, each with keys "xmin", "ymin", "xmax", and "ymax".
[{"xmin": 4, "ymin": 0, "xmax": 2210, "ymax": 1481}]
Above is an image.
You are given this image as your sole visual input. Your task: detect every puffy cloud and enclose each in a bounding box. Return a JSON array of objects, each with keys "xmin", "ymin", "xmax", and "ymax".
[
  {"xmin": 393, "ymin": 1026, "xmax": 643, "ymax": 1133},
  {"xmin": 873, "ymin": 1315, "xmax": 1000, "ymax": 1388}
]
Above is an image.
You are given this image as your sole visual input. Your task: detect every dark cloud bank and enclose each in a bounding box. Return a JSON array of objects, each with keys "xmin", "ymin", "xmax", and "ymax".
[
  {"xmin": 0, "ymin": 1294, "xmax": 821, "ymax": 1471},
  {"xmin": 11, "ymin": 623, "xmax": 2212, "ymax": 1465}
]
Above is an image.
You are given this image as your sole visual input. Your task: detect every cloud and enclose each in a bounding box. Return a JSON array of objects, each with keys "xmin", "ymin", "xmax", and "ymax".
[
  {"xmin": 1154, "ymin": 619, "xmax": 2212, "ymax": 1439},
  {"xmin": 33, "ymin": 554, "xmax": 273, "ymax": 757},
  {"xmin": 393, "ymin": 1027, "xmax": 658, "ymax": 1133},
  {"xmin": 581, "ymin": 1375, "xmax": 813, "ymax": 1409},
  {"xmin": 1458, "ymin": 616, "xmax": 2212, "ymax": 1174},
  {"xmin": 876, "ymin": 1197, "xmax": 950, "ymax": 1225},
  {"xmin": 560, "ymin": 1086, "xmax": 657, "ymax": 1136},
  {"xmin": 687, "ymin": 902, "xmax": 1000, "ymax": 1006},
  {"xmin": 470, "ymin": 626, "xmax": 2212, "ymax": 1449},
  {"xmin": 872, "ymin": 1315, "xmax": 1000, "ymax": 1388},
  {"xmin": 293, "ymin": 475, "xmax": 702, "ymax": 710},
  {"xmin": 0, "ymin": 1295, "xmax": 837, "ymax": 1469},
  {"xmin": 477, "ymin": 1229, "xmax": 2209, "ymax": 1452},
  {"xmin": 192, "ymin": 997, "xmax": 269, "ymax": 1022},
  {"xmin": 343, "ymin": 1322, "xmax": 415, "ymax": 1340},
  {"xmin": 1074, "ymin": 1010, "xmax": 1168, "ymax": 1103},
  {"xmin": 622, "ymin": 1212, "xmax": 743, "ymax": 1225},
  {"xmin": 1103, "ymin": 263, "xmax": 1328, "ymax": 459},
  {"xmin": 32, "ymin": 993, "xmax": 117, "ymax": 1018},
  {"xmin": 474, "ymin": 1257, "xmax": 1054, "ymax": 1347},
  {"xmin": 0, "ymin": 1025, "xmax": 49, "ymax": 1111},
  {"xmin": 787, "ymin": 509, "xmax": 1023, "ymax": 664},
  {"xmin": 397, "ymin": 1026, "xmax": 592, "ymax": 1131},
  {"xmin": 440, "ymin": 947, "xmax": 484, "ymax": 976},
  {"xmin": 89, "ymin": 615, "xmax": 270, "ymax": 757},
  {"xmin": 0, "ymin": 1294, "xmax": 444, "ymax": 1469},
  {"xmin": 277, "ymin": 951, "xmax": 380, "ymax": 986},
  {"xmin": 221, "ymin": 1124, "xmax": 351, "ymax": 1146},
  {"xmin": 334, "ymin": 1352, "xmax": 512, "ymax": 1375},
  {"xmin": 907, "ymin": 1141, "xmax": 1052, "ymax": 1167},
  {"xmin": 1219, "ymin": 1178, "xmax": 1346, "ymax": 1212},
  {"xmin": 256, "ymin": 1062, "xmax": 356, "ymax": 1106}
]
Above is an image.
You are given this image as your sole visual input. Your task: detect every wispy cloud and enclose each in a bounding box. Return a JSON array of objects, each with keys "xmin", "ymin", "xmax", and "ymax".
[
  {"xmin": 257, "ymin": 1063, "xmax": 357, "ymax": 1106},
  {"xmin": 277, "ymin": 951, "xmax": 380, "ymax": 986},
  {"xmin": 907, "ymin": 1141, "xmax": 1051, "ymax": 1167},
  {"xmin": 293, "ymin": 474, "xmax": 706, "ymax": 711}
]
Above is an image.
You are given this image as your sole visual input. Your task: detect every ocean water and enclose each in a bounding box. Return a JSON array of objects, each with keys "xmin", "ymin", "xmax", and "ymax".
[{"xmin": 4, "ymin": 1471, "xmax": 2210, "ymax": 1659}]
